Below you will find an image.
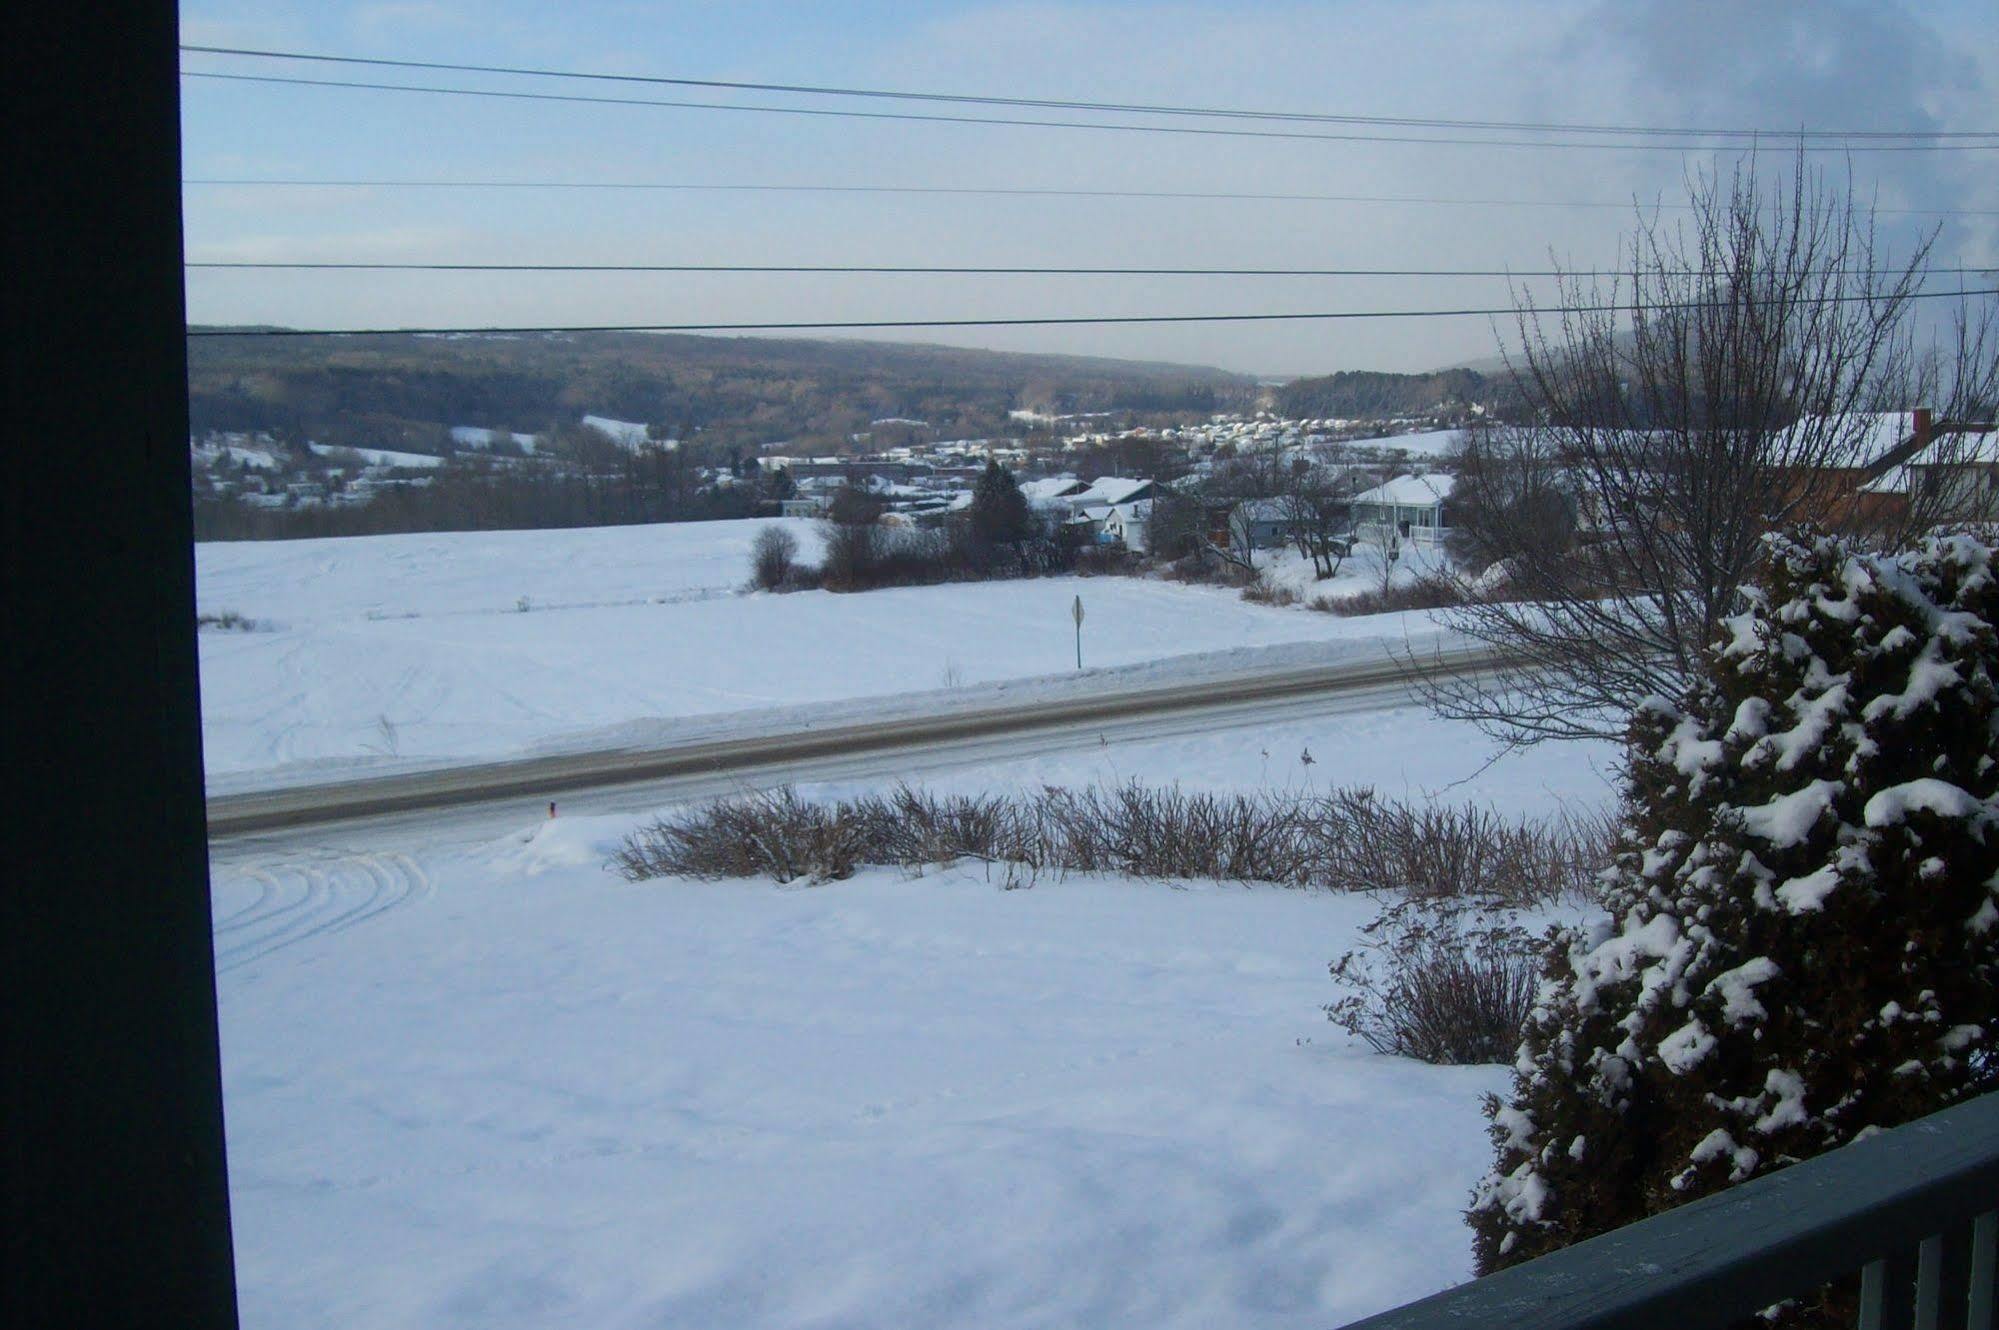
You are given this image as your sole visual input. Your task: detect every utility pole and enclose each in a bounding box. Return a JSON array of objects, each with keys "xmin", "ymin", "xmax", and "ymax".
[{"xmin": 1073, "ymin": 594, "xmax": 1085, "ymax": 670}]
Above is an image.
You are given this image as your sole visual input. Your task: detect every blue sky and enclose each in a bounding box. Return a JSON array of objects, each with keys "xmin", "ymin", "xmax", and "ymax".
[{"xmin": 180, "ymin": 0, "xmax": 1999, "ymax": 375}]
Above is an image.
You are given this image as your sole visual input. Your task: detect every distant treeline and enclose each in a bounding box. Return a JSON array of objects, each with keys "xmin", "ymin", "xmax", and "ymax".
[
  {"xmin": 186, "ymin": 330, "xmax": 1253, "ymax": 456},
  {"xmin": 1273, "ymin": 368, "xmax": 1511, "ymax": 420}
]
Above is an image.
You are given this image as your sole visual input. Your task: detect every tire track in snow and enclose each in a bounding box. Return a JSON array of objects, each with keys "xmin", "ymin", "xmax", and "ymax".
[
  {"xmin": 211, "ymin": 865, "xmax": 278, "ymax": 930},
  {"xmin": 213, "ymin": 864, "xmax": 327, "ymax": 939},
  {"xmin": 213, "ymin": 851, "xmax": 432, "ymax": 974}
]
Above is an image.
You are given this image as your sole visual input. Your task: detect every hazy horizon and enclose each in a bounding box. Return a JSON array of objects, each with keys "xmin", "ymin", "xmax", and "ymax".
[{"xmin": 180, "ymin": 0, "xmax": 1999, "ymax": 378}]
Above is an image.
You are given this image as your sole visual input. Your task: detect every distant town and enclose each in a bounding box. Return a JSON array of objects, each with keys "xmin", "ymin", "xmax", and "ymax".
[{"xmin": 189, "ymin": 405, "xmax": 1471, "ymax": 543}]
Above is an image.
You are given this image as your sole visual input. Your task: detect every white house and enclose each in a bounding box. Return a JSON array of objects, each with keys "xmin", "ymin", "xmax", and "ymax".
[
  {"xmin": 1103, "ymin": 500, "xmax": 1152, "ymax": 552},
  {"xmin": 1351, "ymin": 473, "xmax": 1455, "ymax": 551}
]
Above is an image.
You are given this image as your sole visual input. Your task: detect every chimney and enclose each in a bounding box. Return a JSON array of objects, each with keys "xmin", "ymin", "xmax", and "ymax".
[{"xmin": 1914, "ymin": 408, "xmax": 1933, "ymax": 450}]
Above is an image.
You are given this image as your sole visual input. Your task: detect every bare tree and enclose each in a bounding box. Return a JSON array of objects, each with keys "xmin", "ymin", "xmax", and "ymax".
[
  {"xmin": 1282, "ymin": 461, "xmax": 1358, "ymax": 579},
  {"xmin": 1204, "ymin": 439, "xmax": 1295, "ymax": 571},
  {"xmin": 819, "ymin": 484, "xmax": 885, "ymax": 589},
  {"xmin": 1442, "ymin": 421, "xmax": 1578, "ymax": 577},
  {"xmin": 1143, "ymin": 489, "xmax": 1211, "ymax": 562},
  {"xmin": 749, "ymin": 525, "xmax": 798, "ymax": 590},
  {"xmin": 1419, "ymin": 153, "xmax": 1999, "ymax": 745}
]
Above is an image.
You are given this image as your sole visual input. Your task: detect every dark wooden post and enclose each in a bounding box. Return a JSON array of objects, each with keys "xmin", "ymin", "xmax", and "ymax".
[{"xmin": 6, "ymin": 4, "xmax": 240, "ymax": 1325}]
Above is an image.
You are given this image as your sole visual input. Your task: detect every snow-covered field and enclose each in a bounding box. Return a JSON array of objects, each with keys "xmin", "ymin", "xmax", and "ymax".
[
  {"xmin": 195, "ymin": 519, "xmax": 1448, "ymax": 787},
  {"xmin": 214, "ymin": 733, "xmax": 1607, "ymax": 1330},
  {"xmin": 1360, "ymin": 428, "xmax": 1463, "ymax": 458},
  {"xmin": 306, "ymin": 442, "xmax": 448, "ymax": 469},
  {"xmin": 205, "ymin": 515, "xmax": 1621, "ymax": 1329}
]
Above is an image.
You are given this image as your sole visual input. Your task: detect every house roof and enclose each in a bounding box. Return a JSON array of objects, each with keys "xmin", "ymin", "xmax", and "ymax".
[
  {"xmin": 1770, "ymin": 412, "xmax": 1921, "ymax": 470},
  {"xmin": 1352, "ymin": 473, "xmax": 1456, "ymax": 507},
  {"xmin": 1070, "ymin": 476, "xmax": 1154, "ymax": 506},
  {"xmin": 1897, "ymin": 425, "xmax": 1999, "ymax": 468},
  {"xmin": 1019, "ymin": 476, "xmax": 1087, "ymax": 503}
]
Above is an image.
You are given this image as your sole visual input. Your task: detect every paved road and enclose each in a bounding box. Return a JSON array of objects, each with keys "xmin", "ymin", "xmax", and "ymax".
[{"xmin": 208, "ymin": 640, "xmax": 1512, "ymax": 852}]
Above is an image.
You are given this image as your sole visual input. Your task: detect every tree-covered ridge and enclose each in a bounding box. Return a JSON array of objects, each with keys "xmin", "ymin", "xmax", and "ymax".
[
  {"xmin": 1273, "ymin": 367, "xmax": 1502, "ymax": 420},
  {"xmin": 186, "ymin": 330, "xmax": 1253, "ymax": 454}
]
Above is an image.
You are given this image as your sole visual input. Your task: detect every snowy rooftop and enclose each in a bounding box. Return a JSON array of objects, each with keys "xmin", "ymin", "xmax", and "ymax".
[
  {"xmin": 1020, "ymin": 476, "xmax": 1086, "ymax": 503},
  {"xmin": 1353, "ymin": 474, "xmax": 1456, "ymax": 508},
  {"xmin": 1775, "ymin": 412, "xmax": 1918, "ymax": 468},
  {"xmin": 1071, "ymin": 476, "xmax": 1153, "ymax": 506}
]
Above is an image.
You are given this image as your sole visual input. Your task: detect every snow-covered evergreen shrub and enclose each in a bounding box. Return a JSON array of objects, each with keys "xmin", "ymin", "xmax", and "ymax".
[{"xmin": 1469, "ymin": 532, "xmax": 1999, "ymax": 1296}]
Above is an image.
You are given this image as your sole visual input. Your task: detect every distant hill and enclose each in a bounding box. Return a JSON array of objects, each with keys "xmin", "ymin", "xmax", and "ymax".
[
  {"xmin": 1272, "ymin": 367, "xmax": 1508, "ymax": 420},
  {"xmin": 185, "ymin": 329, "xmax": 1256, "ymax": 454}
]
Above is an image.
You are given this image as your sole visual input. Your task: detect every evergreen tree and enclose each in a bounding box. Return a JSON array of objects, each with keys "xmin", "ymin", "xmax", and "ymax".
[
  {"xmin": 970, "ymin": 459, "xmax": 1034, "ymax": 548},
  {"xmin": 1469, "ymin": 532, "xmax": 1999, "ymax": 1324}
]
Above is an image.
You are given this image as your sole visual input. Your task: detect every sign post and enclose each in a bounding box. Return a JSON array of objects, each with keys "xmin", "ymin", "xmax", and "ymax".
[{"xmin": 1072, "ymin": 594, "xmax": 1085, "ymax": 670}]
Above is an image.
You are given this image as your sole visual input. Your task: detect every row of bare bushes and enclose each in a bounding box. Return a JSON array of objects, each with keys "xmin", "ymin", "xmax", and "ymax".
[
  {"xmin": 1309, "ymin": 572, "xmax": 1467, "ymax": 616},
  {"xmin": 613, "ymin": 780, "xmax": 1614, "ymax": 904}
]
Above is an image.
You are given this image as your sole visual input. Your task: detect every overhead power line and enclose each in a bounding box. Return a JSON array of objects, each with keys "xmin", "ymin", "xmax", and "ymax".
[
  {"xmin": 178, "ymin": 178, "xmax": 1999, "ymax": 218},
  {"xmin": 188, "ymin": 261, "xmax": 1992, "ymax": 278},
  {"xmin": 177, "ymin": 71, "xmax": 1999, "ymax": 154},
  {"xmin": 184, "ymin": 284, "xmax": 1999, "ymax": 338},
  {"xmin": 179, "ymin": 44, "xmax": 1999, "ymax": 143}
]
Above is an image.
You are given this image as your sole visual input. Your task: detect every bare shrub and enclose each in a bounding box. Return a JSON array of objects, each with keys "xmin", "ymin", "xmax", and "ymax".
[
  {"xmin": 1042, "ymin": 783, "xmax": 1326, "ymax": 884},
  {"xmin": 819, "ymin": 517, "xmax": 881, "ymax": 589},
  {"xmin": 841, "ymin": 785, "xmax": 1034, "ymax": 867},
  {"xmin": 1160, "ymin": 553, "xmax": 1254, "ymax": 588},
  {"xmin": 1326, "ymin": 896, "xmax": 1541, "ymax": 1064},
  {"xmin": 1315, "ymin": 572, "xmax": 1464, "ymax": 617},
  {"xmin": 780, "ymin": 562, "xmax": 824, "ymax": 592},
  {"xmin": 617, "ymin": 780, "xmax": 1612, "ymax": 907},
  {"xmin": 611, "ymin": 788, "xmax": 864, "ymax": 884},
  {"xmin": 749, "ymin": 525, "xmax": 799, "ymax": 590},
  {"xmin": 1072, "ymin": 544, "xmax": 1139, "ymax": 577},
  {"xmin": 814, "ymin": 519, "xmax": 1076, "ymax": 593},
  {"xmin": 1305, "ymin": 788, "xmax": 1614, "ymax": 905},
  {"xmin": 1241, "ymin": 579, "xmax": 1299, "ymax": 607}
]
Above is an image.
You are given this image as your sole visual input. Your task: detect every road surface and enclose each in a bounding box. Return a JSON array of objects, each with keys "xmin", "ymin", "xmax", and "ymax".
[{"xmin": 208, "ymin": 640, "xmax": 1513, "ymax": 858}]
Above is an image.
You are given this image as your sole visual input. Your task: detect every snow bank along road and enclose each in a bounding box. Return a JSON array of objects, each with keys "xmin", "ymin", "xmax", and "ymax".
[{"xmin": 205, "ymin": 639, "xmax": 1519, "ymax": 839}]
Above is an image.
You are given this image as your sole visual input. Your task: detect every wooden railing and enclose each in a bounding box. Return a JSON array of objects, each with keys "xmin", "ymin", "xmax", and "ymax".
[{"xmin": 1340, "ymin": 1091, "xmax": 1998, "ymax": 1330}]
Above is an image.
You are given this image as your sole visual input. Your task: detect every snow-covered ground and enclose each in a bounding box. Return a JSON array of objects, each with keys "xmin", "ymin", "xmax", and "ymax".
[
  {"xmin": 195, "ymin": 519, "xmax": 1452, "ymax": 786},
  {"xmin": 1253, "ymin": 541, "xmax": 1452, "ymax": 606},
  {"xmin": 1360, "ymin": 428, "xmax": 1462, "ymax": 458},
  {"xmin": 306, "ymin": 442, "xmax": 448, "ymax": 469},
  {"xmin": 449, "ymin": 425, "xmax": 541, "ymax": 454},
  {"xmin": 581, "ymin": 414, "xmax": 661, "ymax": 448},
  {"xmin": 203, "ymin": 515, "xmax": 1623, "ymax": 1329},
  {"xmin": 213, "ymin": 710, "xmax": 1611, "ymax": 1329}
]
